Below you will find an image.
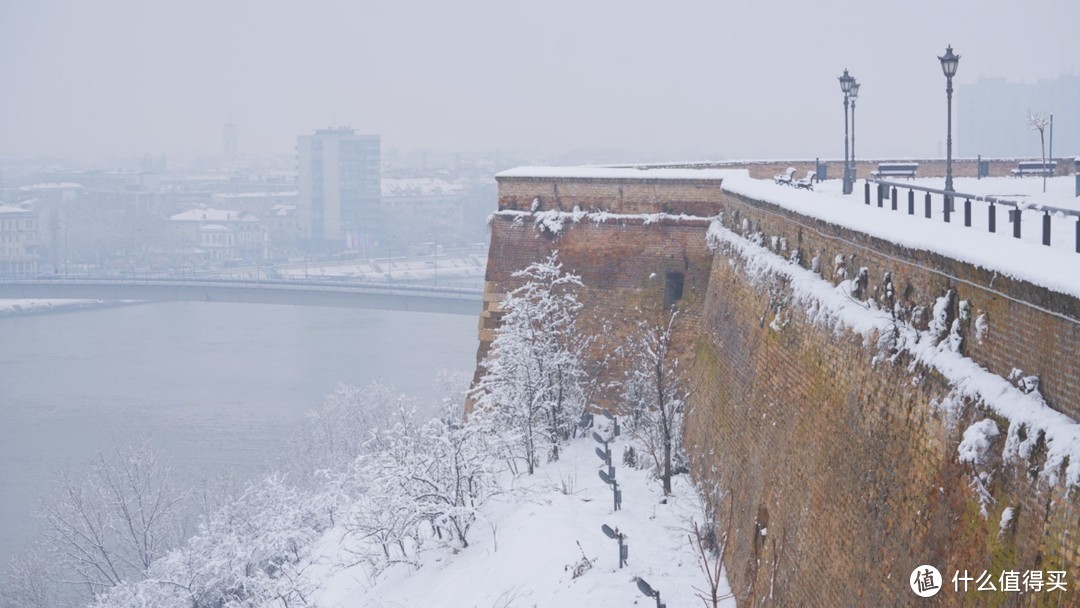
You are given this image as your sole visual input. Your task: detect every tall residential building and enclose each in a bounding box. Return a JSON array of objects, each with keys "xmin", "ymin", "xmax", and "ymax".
[
  {"xmin": 297, "ymin": 128, "xmax": 380, "ymax": 252},
  {"xmin": 223, "ymin": 122, "xmax": 238, "ymax": 163},
  {"xmin": 958, "ymin": 75, "xmax": 1080, "ymax": 159}
]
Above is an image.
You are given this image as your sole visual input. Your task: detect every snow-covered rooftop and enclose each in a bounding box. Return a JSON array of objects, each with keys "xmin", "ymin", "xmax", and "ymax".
[
  {"xmin": 382, "ymin": 177, "xmax": 463, "ymax": 197},
  {"xmin": 211, "ymin": 191, "xmax": 298, "ymax": 199},
  {"xmin": 169, "ymin": 207, "xmax": 259, "ymax": 222}
]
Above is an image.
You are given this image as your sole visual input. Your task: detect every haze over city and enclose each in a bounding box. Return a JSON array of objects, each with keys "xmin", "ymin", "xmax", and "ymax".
[
  {"xmin": 3, "ymin": 0, "xmax": 1079, "ymax": 163},
  {"xmin": 2, "ymin": 1, "xmax": 1080, "ymax": 606}
]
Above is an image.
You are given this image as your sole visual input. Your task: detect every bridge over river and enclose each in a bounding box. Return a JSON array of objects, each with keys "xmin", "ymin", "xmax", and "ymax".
[{"xmin": 0, "ymin": 277, "xmax": 483, "ymax": 316}]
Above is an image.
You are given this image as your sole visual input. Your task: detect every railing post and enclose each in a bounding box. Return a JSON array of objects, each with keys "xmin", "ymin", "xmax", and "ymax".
[
  {"xmin": 989, "ymin": 203, "xmax": 996, "ymax": 233},
  {"xmin": 1013, "ymin": 208, "xmax": 1022, "ymax": 239},
  {"xmin": 943, "ymin": 194, "xmax": 951, "ymax": 223},
  {"xmin": 964, "ymin": 199, "xmax": 971, "ymax": 227},
  {"xmin": 877, "ymin": 183, "xmax": 884, "ymax": 207},
  {"xmin": 908, "ymin": 189, "xmax": 915, "ymax": 215},
  {"xmin": 864, "ymin": 181, "xmax": 870, "ymax": 205},
  {"xmin": 891, "ymin": 186, "xmax": 897, "ymax": 210},
  {"xmin": 1042, "ymin": 211, "xmax": 1051, "ymax": 246},
  {"xmin": 925, "ymin": 192, "xmax": 932, "ymax": 218},
  {"xmin": 1075, "ymin": 218, "xmax": 1080, "ymax": 253}
]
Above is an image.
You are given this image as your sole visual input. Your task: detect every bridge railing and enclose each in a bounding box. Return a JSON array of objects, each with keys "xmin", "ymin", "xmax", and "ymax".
[{"xmin": 867, "ymin": 178, "xmax": 1080, "ymax": 253}]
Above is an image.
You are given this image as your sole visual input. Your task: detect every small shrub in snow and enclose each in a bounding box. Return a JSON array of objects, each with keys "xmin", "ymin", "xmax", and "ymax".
[{"xmin": 564, "ymin": 541, "xmax": 596, "ymax": 579}]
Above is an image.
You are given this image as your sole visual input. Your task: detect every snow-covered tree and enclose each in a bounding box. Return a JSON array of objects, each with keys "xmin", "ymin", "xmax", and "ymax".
[
  {"xmin": 88, "ymin": 472, "xmax": 329, "ymax": 608},
  {"xmin": 619, "ymin": 312, "xmax": 688, "ymax": 495},
  {"xmin": 292, "ymin": 380, "xmax": 402, "ymax": 473},
  {"xmin": 36, "ymin": 443, "xmax": 183, "ymax": 603},
  {"xmin": 0, "ymin": 548, "xmax": 60, "ymax": 608},
  {"xmin": 350, "ymin": 397, "xmax": 503, "ymax": 558},
  {"xmin": 473, "ymin": 252, "xmax": 592, "ymax": 474}
]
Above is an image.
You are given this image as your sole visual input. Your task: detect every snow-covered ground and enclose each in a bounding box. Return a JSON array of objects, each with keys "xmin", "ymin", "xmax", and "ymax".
[
  {"xmin": 0, "ymin": 298, "xmax": 114, "ymax": 317},
  {"xmin": 723, "ymin": 174, "xmax": 1080, "ymax": 298},
  {"xmin": 308, "ymin": 436, "xmax": 733, "ymax": 608}
]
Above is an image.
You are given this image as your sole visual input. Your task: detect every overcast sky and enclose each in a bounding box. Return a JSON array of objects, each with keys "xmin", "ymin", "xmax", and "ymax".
[{"xmin": 1, "ymin": 0, "xmax": 1077, "ymax": 164}]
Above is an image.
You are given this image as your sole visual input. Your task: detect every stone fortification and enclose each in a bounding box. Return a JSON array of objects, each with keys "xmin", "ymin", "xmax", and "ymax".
[{"xmin": 476, "ymin": 166, "xmax": 1080, "ymax": 606}]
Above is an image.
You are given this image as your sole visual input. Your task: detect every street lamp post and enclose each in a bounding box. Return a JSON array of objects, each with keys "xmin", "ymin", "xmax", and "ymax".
[
  {"xmin": 838, "ymin": 69, "xmax": 855, "ymax": 194},
  {"xmin": 849, "ymin": 80, "xmax": 860, "ymax": 184},
  {"xmin": 939, "ymin": 45, "xmax": 960, "ymax": 199}
]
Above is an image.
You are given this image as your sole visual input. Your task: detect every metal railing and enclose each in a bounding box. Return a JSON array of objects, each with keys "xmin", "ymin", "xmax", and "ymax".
[{"xmin": 867, "ymin": 178, "xmax": 1080, "ymax": 253}]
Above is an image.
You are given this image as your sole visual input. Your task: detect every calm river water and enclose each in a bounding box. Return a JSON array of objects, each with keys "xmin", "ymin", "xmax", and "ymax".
[{"xmin": 0, "ymin": 301, "xmax": 478, "ymax": 566}]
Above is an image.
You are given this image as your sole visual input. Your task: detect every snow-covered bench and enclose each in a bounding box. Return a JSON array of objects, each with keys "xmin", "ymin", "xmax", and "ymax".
[
  {"xmin": 1011, "ymin": 160, "xmax": 1056, "ymax": 177},
  {"xmin": 774, "ymin": 167, "xmax": 796, "ymax": 186},
  {"xmin": 793, "ymin": 170, "xmax": 815, "ymax": 191},
  {"xmin": 870, "ymin": 162, "xmax": 918, "ymax": 179}
]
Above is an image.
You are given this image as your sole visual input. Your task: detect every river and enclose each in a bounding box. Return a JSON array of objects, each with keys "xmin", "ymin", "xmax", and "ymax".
[{"xmin": 0, "ymin": 301, "xmax": 478, "ymax": 567}]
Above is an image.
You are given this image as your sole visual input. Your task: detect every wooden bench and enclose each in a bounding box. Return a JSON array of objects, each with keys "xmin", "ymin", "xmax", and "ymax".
[
  {"xmin": 870, "ymin": 163, "xmax": 919, "ymax": 179},
  {"xmin": 1011, "ymin": 160, "xmax": 1056, "ymax": 177}
]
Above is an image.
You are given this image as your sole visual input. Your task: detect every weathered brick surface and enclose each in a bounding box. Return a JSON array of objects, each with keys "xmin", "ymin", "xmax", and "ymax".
[
  {"xmin": 476, "ymin": 171, "xmax": 1080, "ymax": 607},
  {"xmin": 687, "ymin": 191, "xmax": 1080, "ymax": 607},
  {"xmin": 473, "ymin": 213, "xmax": 715, "ymax": 399}
]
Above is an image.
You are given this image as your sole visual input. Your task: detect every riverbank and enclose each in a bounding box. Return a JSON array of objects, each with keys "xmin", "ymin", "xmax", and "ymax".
[{"xmin": 0, "ymin": 299, "xmax": 139, "ymax": 318}]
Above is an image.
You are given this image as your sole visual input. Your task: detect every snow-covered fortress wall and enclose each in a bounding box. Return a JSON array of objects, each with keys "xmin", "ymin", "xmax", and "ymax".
[
  {"xmin": 478, "ymin": 167, "xmax": 1079, "ymax": 606},
  {"xmin": 689, "ymin": 189, "xmax": 1079, "ymax": 606}
]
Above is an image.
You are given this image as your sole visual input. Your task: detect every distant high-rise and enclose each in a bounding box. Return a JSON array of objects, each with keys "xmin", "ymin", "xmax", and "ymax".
[
  {"xmin": 958, "ymin": 75, "xmax": 1080, "ymax": 158},
  {"xmin": 297, "ymin": 128, "xmax": 380, "ymax": 252},
  {"xmin": 223, "ymin": 122, "xmax": 238, "ymax": 162}
]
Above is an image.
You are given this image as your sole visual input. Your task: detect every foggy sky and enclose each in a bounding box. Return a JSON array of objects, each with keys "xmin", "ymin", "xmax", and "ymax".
[{"xmin": 2, "ymin": 0, "xmax": 1078, "ymax": 164}]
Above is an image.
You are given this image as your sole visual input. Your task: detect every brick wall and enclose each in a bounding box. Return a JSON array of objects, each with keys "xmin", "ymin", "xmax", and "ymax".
[
  {"xmin": 477, "ymin": 171, "xmax": 1080, "ymax": 606},
  {"xmin": 687, "ymin": 190, "xmax": 1080, "ymax": 606}
]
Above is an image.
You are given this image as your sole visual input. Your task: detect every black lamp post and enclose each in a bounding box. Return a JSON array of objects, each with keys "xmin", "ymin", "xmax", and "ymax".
[
  {"xmin": 849, "ymin": 80, "xmax": 860, "ymax": 184},
  {"xmin": 838, "ymin": 69, "xmax": 856, "ymax": 194},
  {"xmin": 938, "ymin": 45, "xmax": 960, "ymax": 195}
]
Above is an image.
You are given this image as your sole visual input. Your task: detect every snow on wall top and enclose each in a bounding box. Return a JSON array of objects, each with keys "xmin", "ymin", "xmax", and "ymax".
[
  {"xmin": 496, "ymin": 166, "xmax": 744, "ymax": 181},
  {"xmin": 720, "ymin": 175, "xmax": 1080, "ymax": 300}
]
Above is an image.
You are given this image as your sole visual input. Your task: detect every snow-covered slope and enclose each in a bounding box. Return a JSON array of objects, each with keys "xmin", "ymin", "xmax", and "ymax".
[{"xmin": 307, "ymin": 437, "xmax": 734, "ymax": 608}]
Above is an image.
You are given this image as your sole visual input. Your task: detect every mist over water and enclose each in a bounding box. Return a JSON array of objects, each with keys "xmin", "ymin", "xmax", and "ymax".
[{"xmin": 0, "ymin": 302, "xmax": 477, "ymax": 566}]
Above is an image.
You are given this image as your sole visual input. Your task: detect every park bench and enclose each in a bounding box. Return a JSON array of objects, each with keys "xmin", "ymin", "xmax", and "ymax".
[
  {"xmin": 1011, "ymin": 160, "xmax": 1056, "ymax": 177},
  {"xmin": 870, "ymin": 162, "xmax": 918, "ymax": 179},
  {"xmin": 793, "ymin": 170, "xmax": 815, "ymax": 191},
  {"xmin": 774, "ymin": 167, "xmax": 796, "ymax": 186}
]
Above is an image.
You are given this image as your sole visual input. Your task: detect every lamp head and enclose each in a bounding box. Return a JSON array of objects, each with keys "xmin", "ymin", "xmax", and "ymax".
[
  {"xmin": 838, "ymin": 69, "xmax": 855, "ymax": 94},
  {"xmin": 938, "ymin": 45, "xmax": 960, "ymax": 78}
]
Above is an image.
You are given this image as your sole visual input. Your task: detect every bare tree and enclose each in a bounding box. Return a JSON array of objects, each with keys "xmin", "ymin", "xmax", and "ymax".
[
  {"xmin": 37, "ymin": 443, "xmax": 183, "ymax": 602},
  {"xmin": 620, "ymin": 311, "xmax": 688, "ymax": 495},
  {"xmin": 689, "ymin": 505, "xmax": 735, "ymax": 608},
  {"xmin": 0, "ymin": 548, "xmax": 60, "ymax": 608},
  {"xmin": 1027, "ymin": 111, "xmax": 1051, "ymax": 193}
]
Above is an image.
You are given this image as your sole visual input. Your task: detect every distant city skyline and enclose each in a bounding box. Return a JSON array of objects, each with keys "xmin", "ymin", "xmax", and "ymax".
[{"xmin": 2, "ymin": 1, "xmax": 1079, "ymax": 164}]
